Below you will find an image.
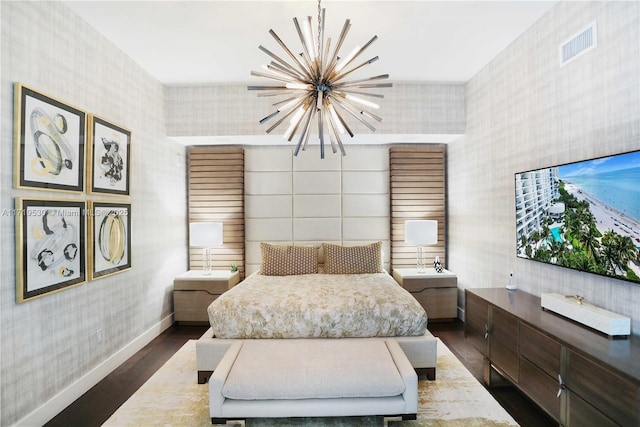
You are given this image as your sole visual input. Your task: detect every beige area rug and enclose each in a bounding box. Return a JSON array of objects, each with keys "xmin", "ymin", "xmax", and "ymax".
[{"xmin": 103, "ymin": 339, "xmax": 519, "ymax": 427}]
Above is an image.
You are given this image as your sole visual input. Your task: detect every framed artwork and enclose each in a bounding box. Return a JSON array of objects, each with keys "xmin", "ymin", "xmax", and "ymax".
[
  {"xmin": 89, "ymin": 201, "xmax": 131, "ymax": 279},
  {"xmin": 16, "ymin": 198, "xmax": 86, "ymax": 303},
  {"xmin": 13, "ymin": 83, "xmax": 86, "ymax": 192},
  {"xmin": 88, "ymin": 115, "xmax": 131, "ymax": 196}
]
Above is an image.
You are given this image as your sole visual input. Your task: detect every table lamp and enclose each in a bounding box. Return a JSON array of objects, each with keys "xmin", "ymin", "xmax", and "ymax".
[
  {"xmin": 404, "ymin": 220, "xmax": 438, "ymax": 273},
  {"xmin": 189, "ymin": 222, "xmax": 223, "ymax": 275}
]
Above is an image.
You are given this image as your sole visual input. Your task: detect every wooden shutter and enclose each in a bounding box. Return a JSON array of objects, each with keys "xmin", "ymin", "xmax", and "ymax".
[
  {"xmin": 390, "ymin": 146, "xmax": 446, "ymax": 270},
  {"xmin": 187, "ymin": 147, "xmax": 245, "ymax": 278}
]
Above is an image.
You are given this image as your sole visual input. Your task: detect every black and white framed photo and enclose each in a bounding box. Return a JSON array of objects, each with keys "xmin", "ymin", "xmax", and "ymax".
[
  {"xmin": 13, "ymin": 83, "xmax": 86, "ymax": 192},
  {"xmin": 88, "ymin": 115, "xmax": 131, "ymax": 196},
  {"xmin": 89, "ymin": 201, "xmax": 131, "ymax": 279},
  {"xmin": 16, "ymin": 198, "xmax": 86, "ymax": 302}
]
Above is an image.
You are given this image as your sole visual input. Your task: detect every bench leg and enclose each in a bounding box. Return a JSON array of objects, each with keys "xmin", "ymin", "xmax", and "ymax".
[
  {"xmin": 416, "ymin": 367, "xmax": 436, "ymax": 380},
  {"xmin": 211, "ymin": 418, "xmax": 245, "ymax": 425},
  {"xmin": 384, "ymin": 414, "xmax": 417, "ymax": 423},
  {"xmin": 198, "ymin": 370, "xmax": 213, "ymax": 384}
]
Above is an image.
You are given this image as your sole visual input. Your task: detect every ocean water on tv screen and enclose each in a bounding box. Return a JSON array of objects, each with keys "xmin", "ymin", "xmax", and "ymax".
[{"xmin": 559, "ymin": 166, "xmax": 640, "ymax": 222}]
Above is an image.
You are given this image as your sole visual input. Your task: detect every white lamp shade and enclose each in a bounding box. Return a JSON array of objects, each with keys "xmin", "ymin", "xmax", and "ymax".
[
  {"xmin": 189, "ymin": 222, "xmax": 223, "ymax": 247},
  {"xmin": 404, "ymin": 220, "xmax": 438, "ymax": 245}
]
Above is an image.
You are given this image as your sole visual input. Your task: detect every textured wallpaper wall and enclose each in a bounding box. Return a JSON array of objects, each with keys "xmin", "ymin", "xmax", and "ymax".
[
  {"xmin": 448, "ymin": 1, "xmax": 640, "ymax": 334},
  {"xmin": 166, "ymin": 83, "xmax": 466, "ymax": 137},
  {"xmin": 0, "ymin": 2, "xmax": 188, "ymax": 425}
]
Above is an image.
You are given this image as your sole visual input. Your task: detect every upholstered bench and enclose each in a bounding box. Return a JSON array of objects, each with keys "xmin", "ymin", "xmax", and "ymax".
[{"xmin": 209, "ymin": 339, "xmax": 418, "ymax": 424}]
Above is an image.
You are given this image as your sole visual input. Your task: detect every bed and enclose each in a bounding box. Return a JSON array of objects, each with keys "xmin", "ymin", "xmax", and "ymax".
[{"xmin": 195, "ymin": 242, "xmax": 438, "ymax": 382}]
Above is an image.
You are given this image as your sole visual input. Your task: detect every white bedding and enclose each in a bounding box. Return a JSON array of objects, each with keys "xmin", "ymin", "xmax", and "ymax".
[{"xmin": 207, "ymin": 272, "xmax": 427, "ymax": 339}]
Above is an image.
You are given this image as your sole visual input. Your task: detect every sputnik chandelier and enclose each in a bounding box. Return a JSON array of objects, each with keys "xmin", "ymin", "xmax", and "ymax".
[{"xmin": 249, "ymin": 0, "xmax": 391, "ymax": 158}]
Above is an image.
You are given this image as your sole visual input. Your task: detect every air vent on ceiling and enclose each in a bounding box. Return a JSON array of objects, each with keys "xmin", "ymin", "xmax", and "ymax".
[{"xmin": 560, "ymin": 21, "xmax": 597, "ymax": 67}]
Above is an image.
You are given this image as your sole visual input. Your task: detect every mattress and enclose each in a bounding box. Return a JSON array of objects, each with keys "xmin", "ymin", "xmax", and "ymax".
[{"xmin": 207, "ymin": 272, "xmax": 427, "ymax": 339}]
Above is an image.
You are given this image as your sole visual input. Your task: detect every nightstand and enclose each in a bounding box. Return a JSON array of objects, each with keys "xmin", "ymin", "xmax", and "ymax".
[
  {"xmin": 173, "ymin": 270, "xmax": 240, "ymax": 324},
  {"xmin": 392, "ymin": 268, "xmax": 457, "ymax": 321}
]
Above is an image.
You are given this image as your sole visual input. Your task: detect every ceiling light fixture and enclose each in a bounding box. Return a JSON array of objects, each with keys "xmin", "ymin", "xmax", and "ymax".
[{"xmin": 248, "ymin": 0, "xmax": 391, "ymax": 158}]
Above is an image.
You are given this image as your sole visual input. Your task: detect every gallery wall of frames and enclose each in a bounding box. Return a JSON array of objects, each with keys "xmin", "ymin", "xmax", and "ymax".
[{"xmin": 13, "ymin": 83, "xmax": 132, "ymax": 302}]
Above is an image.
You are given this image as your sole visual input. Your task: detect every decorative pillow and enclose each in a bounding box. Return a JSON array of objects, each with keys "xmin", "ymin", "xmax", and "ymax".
[
  {"xmin": 260, "ymin": 243, "xmax": 319, "ymax": 276},
  {"xmin": 322, "ymin": 242, "xmax": 383, "ymax": 274}
]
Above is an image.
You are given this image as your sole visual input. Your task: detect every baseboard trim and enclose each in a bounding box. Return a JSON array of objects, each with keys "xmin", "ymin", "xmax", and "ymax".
[{"xmin": 14, "ymin": 314, "xmax": 175, "ymax": 427}]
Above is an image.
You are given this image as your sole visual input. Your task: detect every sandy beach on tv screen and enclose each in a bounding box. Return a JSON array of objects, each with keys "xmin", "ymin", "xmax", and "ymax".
[{"xmin": 565, "ymin": 183, "xmax": 640, "ymax": 276}]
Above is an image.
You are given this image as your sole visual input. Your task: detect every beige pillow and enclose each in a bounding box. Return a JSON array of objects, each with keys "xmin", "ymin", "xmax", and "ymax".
[
  {"xmin": 322, "ymin": 242, "xmax": 383, "ymax": 274},
  {"xmin": 260, "ymin": 243, "xmax": 319, "ymax": 276}
]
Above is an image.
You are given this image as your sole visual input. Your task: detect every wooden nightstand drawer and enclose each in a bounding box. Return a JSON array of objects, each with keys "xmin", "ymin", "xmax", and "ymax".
[
  {"xmin": 173, "ymin": 270, "xmax": 240, "ymax": 324},
  {"xmin": 393, "ymin": 268, "xmax": 458, "ymax": 321},
  {"xmin": 173, "ymin": 279, "xmax": 229, "ymax": 293},
  {"xmin": 411, "ymin": 287, "xmax": 457, "ymax": 319},
  {"xmin": 174, "ymin": 290, "xmax": 217, "ymax": 322}
]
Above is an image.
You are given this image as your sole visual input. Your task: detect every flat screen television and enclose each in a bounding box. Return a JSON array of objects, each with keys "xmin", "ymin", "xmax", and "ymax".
[{"xmin": 515, "ymin": 150, "xmax": 640, "ymax": 284}]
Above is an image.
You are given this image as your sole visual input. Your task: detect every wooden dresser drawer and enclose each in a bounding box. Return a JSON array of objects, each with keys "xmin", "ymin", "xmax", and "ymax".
[
  {"xmin": 568, "ymin": 391, "xmax": 618, "ymax": 427},
  {"xmin": 519, "ymin": 356, "xmax": 562, "ymax": 422},
  {"xmin": 519, "ymin": 322, "xmax": 561, "ymax": 379},
  {"xmin": 567, "ymin": 349, "xmax": 639, "ymax": 427},
  {"xmin": 465, "ymin": 290, "xmax": 489, "ymax": 356},
  {"xmin": 490, "ymin": 307, "xmax": 518, "ymax": 381}
]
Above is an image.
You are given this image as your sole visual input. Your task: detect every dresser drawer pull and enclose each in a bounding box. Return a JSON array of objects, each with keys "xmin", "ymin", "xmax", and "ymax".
[
  {"xmin": 556, "ymin": 374, "xmax": 565, "ymax": 398},
  {"xmin": 484, "ymin": 324, "xmax": 489, "ymax": 339}
]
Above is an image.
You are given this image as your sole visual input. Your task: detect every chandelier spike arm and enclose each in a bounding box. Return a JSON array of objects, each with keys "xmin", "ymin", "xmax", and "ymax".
[
  {"xmin": 322, "ymin": 19, "xmax": 352, "ymax": 80},
  {"xmin": 327, "ymin": 101, "xmax": 354, "ymax": 137},
  {"xmin": 331, "ymin": 56, "xmax": 379, "ymax": 82},
  {"xmin": 326, "ymin": 112, "xmax": 346, "ymax": 155},
  {"xmin": 269, "ymin": 29, "xmax": 313, "ymax": 80},
  {"xmin": 294, "ymin": 107, "xmax": 316, "ymax": 156},
  {"xmin": 317, "ymin": 108, "xmax": 325, "ymax": 159},
  {"xmin": 344, "ymin": 82, "xmax": 393, "ymax": 89},
  {"xmin": 250, "ymin": 70, "xmax": 296, "ymax": 84},
  {"xmin": 333, "ymin": 100, "xmax": 377, "ymax": 132},
  {"xmin": 267, "ymin": 62, "xmax": 307, "ymax": 80},
  {"xmin": 300, "ymin": 109, "xmax": 316, "ymax": 152},
  {"xmin": 259, "ymin": 45, "xmax": 301, "ymax": 75},
  {"xmin": 284, "ymin": 108, "xmax": 306, "ymax": 141},
  {"xmin": 248, "ymin": 85, "xmax": 288, "ymax": 91},
  {"xmin": 333, "ymin": 35, "xmax": 378, "ymax": 75},
  {"xmin": 334, "ymin": 74, "xmax": 390, "ymax": 87},
  {"xmin": 361, "ymin": 109, "xmax": 383, "ymax": 123},
  {"xmin": 335, "ymin": 92, "xmax": 380, "ymax": 110},
  {"xmin": 293, "ymin": 18, "xmax": 316, "ymax": 73},
  {"xmin": 256, "ymin": 90, "xmax": 302, "ymax": 97},
  {"xmin": 265, "ymin": 97, "xmax": 308, "ymax": 133},
  {"xmin": 273, "ymin": 96, "xmax": 302, "ymax": 108},
  {"xmin": 336, "ymin": 89, "xmax": 384, "ymax": 99},
  {"xmin": 303, "ymin": 16, "xmax": 318, "ymax": 61},
  {"xmin": 321, "ymin": 37, "xmax": 332, "ymax": 74}
]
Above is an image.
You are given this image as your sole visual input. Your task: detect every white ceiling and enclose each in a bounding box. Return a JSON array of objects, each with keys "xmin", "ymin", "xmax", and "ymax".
[{"xmin": 63, "ymin": 0, "xmax": 557, "ymax": 86}]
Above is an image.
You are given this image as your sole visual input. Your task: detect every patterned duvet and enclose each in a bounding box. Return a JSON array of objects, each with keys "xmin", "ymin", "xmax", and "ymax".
[{"xmin": 207, "ymin": 272, "xmax": 428, "ymax": 338}]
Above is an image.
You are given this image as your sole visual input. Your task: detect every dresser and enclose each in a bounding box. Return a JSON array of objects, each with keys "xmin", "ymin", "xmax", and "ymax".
[
  {"xmin": 173, "ymin": 270, "xmax": 240, "ymax": 324},
  {"xmin": 392, "ymin": 268, "xmax": 457, "ymax": 321},
  {"xmin": 465, "ymin": 288, "xmax": 640, "ymax": 427}
]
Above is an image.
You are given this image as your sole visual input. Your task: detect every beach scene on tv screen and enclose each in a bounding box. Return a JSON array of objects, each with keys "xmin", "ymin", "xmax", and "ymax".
[{"xmin": 516, "ymin": 150, "xmax": 640, "ymax": 283}]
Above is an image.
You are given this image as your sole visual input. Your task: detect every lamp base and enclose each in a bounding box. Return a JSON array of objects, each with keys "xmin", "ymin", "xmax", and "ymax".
[
  {"xmin": 416, "ymin": 247, "xmax": 426, "ymax": 273},
  {"xmin": 202, "ymin": 247, "xmax": 212, "ymax": 275}
]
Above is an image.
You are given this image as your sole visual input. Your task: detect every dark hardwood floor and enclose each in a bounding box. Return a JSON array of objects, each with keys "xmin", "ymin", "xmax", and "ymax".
[
  {"xmin": 45, "ymin": 324, "xmax": 209, "ymax": 427},
  {"xmin": 46, "ymin": 321, "xmax": 555, "ymax": 427}
]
